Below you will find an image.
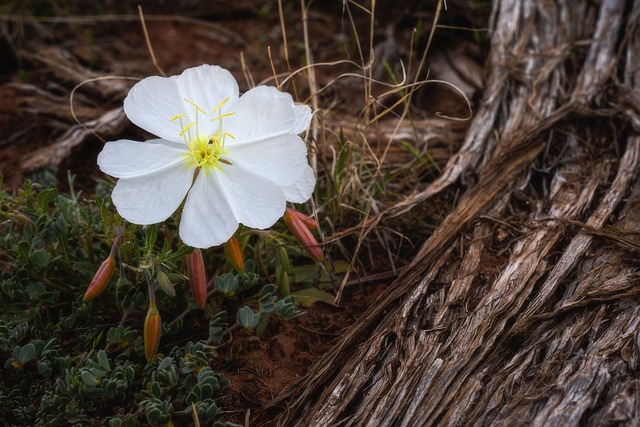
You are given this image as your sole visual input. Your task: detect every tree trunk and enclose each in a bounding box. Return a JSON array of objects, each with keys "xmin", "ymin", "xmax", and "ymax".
[{"xmin": 272, "ymin": 0, "xmax": 640, "ymax": 425}]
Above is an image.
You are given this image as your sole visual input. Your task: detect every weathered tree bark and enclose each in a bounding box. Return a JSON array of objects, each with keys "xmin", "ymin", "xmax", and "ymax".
[{"xmin": 272, "ymin": 0, "xmax": 640, "ymax": 425}]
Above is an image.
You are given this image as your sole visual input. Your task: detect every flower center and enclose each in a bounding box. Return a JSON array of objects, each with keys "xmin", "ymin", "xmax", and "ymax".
[
  {"xmin": 170, "ymin": 97, "xmax": 235, "ymax": 173},
  {"xmin": 189, "ymin": 135, "xmax": 227, "ymax": 170}
]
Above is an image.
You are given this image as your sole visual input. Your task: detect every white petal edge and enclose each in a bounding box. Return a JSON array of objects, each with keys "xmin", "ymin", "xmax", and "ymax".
[
  {"xmin": 225, "ymin": 134, "xmax": 308, "ymax": 186},
  {"xmin": 215, "ymin": 165, "xmax": 287, "ymax": 229},
  {"xmin": 283, "ymin": 165, "xmax": 316, "ymax": 203},
  {"xmin": 97, "ymin": 139, "xmax": 188, "ymax": 179},
  {"xmin": 224, "ymin": 86, "xmax": 301, "ymax": 142},
  {"xmin": 179, "ymin": 171, "xmax": 239, "ymax": 248},
  {"xmin": 292, "ymin": 104, "xmax": 312, "ymax": 134},
  {"xmin": 123, "ymin": 75, "xmax": 184, "ymax": 142},
  {"xmin": 111, "ymin": 162, "xmax": 194, "ymax": 225}
]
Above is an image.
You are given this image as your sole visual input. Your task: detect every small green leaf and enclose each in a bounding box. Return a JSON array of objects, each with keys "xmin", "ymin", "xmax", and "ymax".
[
  {"xmin": 215, "ymin": 273, "xmax": 238, "ymax": 297},
  {"xmin": 80, "ymin": 370, "xmax": 98, "ymax": 388},
  {"xmin": 28, "ymin": 282, "xmax": 46, "ymax": 299},
  {"xmin": 144, "ymin": 224, "xmax": 158, "ymax": 251},
  {"xmin": 290, "ymin": 288, "xmax": 337, "ymax": 307},
  {"xmin": 31, "ymin": 249, "xmax": 50, "ymax": 270},
  {"xmin": 236, "ymin": 306, "xmax": 260, "ymax": 330},
  {"xmin": 18, "ymin": 343, "xmax": 36, "ymax": 364},
  {"xmin": 158, "ymin": 357, "xmax": 172, "ymax": 370},
  {"xmin": 97, "ymin": 350, "xmax": 110, "ymax": 372},
  {"xmin": 37, "ymin": 188, "xmax": 57, "ymax": 214},
  {"xmin": 208, "ymin": 311, "xmax": 228, "ymax": 343}
]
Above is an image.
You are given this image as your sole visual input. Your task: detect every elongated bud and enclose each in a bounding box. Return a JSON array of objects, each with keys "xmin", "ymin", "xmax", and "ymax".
[
  {"xmin": 291, "ymin": 209, "xmax": 318, "ymax": 230},
  {"xmin": 84, "ymin": 228, "xmax": 123, "ymax": 301},
  {"xmin": 144, "ymin": 307, "xmax": 161, "ymax": 362},
  {"xmin": 84, "ymin": 257, "xmax": 115, "ymax": 301},
  {"xmin": 187, "ymin": 248, "xmax": 208, "ymax": 309},
  {"xmin": 224, "ymin": 236, "xmax": 245, "ymax": 273},
  {"xmin": 144, "ymin": 279, "xmax": 161, "ymax": 362},
  {"xmin": 284, "ymin": 208, "xmax": 323, "ymax": 262}
]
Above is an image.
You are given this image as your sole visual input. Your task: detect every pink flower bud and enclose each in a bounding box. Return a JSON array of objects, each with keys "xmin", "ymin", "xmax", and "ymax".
[
  {"xmin": 187, "ymin": 248, "xmax": 208, "ymax": 309},
  {"xmin": 284, "ymin": 208, "xmax": 323, "ymax": 262},
  {"xmin": 83, "ymin": 257, "xmax": 115, "ymax": 301},
  {"xmin": 84, "ymin": 229, "xmax": 123, "ymax": 302}
]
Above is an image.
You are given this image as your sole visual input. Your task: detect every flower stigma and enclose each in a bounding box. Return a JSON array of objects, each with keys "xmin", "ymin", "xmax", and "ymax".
[{"xmin": 171, "ymin": 98, "xmax": 236, "ymax": 173}]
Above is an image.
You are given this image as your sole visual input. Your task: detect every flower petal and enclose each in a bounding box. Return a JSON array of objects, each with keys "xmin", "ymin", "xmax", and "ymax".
[
  {"xmin": 179, "ymin": 172, "xmax": 239, "ymax": 248},
  {"xmin": 216, "ymin": 165, "xmax": 287, "ymax": 229},
  {"xmin": 225, "ymin": 86, "xmax": 308, "ymax": 142},
  {"xmin": 98, "ymin": 139, "xmax": 188, "ymax": 178},
  {"xmin": 123, "ymin": 75, "xmax": 184, "ymax": 142},
  {"xmin": 225, "ymin": 134, "xmax": 308, "ymax": 186},
  {"xmin": 176, "ymin": 65, "xmax": 239, "ymax": 136},
  {"xmin": 111, "ymin": 162, "xmax": 193, "ymax": 225},
  {"xmin": 292, "ymin": 104, "xmax": 312, "ymax": 134},
  {"xmin": 283, "ymin": 165, "xmax": 316, "ymax": 203}
]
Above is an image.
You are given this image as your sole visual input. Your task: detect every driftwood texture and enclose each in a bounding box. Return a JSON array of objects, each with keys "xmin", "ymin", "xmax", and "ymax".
[{"xmin": 273, "ymin": 0, "xmax": 640, "ymax": 425}]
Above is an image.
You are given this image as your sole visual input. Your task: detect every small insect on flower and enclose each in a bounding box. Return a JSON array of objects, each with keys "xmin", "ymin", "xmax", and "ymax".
[
  {"xmin": 97, "ymin": 64, "xmax": 316, "ymax": 249},
  {"xmin": 284, "ymin": 208, "xmax": 323, "ymax": 263}
]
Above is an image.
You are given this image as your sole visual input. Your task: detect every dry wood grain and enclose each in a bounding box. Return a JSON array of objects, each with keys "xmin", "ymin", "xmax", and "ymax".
[{"xmin": 272, "ymin": 0, "xmax": 640, "ymax": 425}]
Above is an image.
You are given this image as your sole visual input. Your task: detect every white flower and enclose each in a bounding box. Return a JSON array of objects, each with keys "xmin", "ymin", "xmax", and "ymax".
[{"xmin": 98, "ymin": 64, "xmax": 315, "ymax": 248}]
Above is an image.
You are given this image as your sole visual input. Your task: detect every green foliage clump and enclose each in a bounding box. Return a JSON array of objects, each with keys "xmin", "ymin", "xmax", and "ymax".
[{"xmin": 0, "ymin": 175, "xmax": 327, "ymax": 425}]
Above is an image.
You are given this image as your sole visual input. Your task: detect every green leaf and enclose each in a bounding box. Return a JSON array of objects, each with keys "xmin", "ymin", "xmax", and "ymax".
[
  {"xmin": 17, "ymin": 241, "xmax": 31, "ymax": 263},
  {"xmin": 80, "ymin": 370, "xmax": 98, "ymax": 388},
  {"xmin": 144, "ymin": 224, "xmax": 158, "ymax": 252},
  {"xmin": 97, "ymin": 350, "xmax": 110, "ymax": 372},
  {"xmin": 18, "ymin": 343, "xmax": 36, "ymax": 364},
  {"xmin": 258, "ymin": 286, "xmax": 277, "ymax": 314},
  {"xmin": 28, "ymin": 282, "xmax": 46, "ymax": 299},
  {"xmin": 291, "ymin": 260, "xmax": 349, "ymax": 289},
  {"xmin": 37, "ymin": 188, "xmax": 57, "ymax": 214},
  {"xmin": 259, "ymin": 284, "xmax": 275, "ymax": 299},
  {"xmin": 274, "ymin": 296, "xmax": 303, "ymax": 320},
  {"xmin": 290, "ymin": 288, "xmax": 337, "ymax": 308},
  {"xmin": 236, "ymin": 306, "xmax": 260, "ymax": 330},
  {"xmin": 215, "ymin": 273, "xmax": 238, "ymax": 297},
  {"xmin": 31, "ymin": 249, "xmax": 50, "ymax": 270},
  {"xmin": 208, "ymin": 311, "xmax": 228, "ymax": 343}
]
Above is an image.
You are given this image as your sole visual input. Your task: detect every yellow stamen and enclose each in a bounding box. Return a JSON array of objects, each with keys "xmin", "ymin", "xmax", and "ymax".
[
  {"xmin": 216, "ymin": 131, "xmax": 236, "ymax": 140},
  {"xmin": 210, "ymin": 111, "xmax": 236, "ymax": 121},
  {"xmin": 183, "ymin": 98, "xmax": 207, "ymax": 115},
  {"xmin": 169, "ymin": 97, "xmax": 237, "ymax": 173},
  {"xmin": 180, "ymin": 122, "xmax": 196, "ymax": 137},
  {"xmin": 211, "ymin": 97, "xmax": 230, "ymax": 114}
]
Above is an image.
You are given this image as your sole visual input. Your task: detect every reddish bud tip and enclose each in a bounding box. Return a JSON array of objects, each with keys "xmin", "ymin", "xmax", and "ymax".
[
  {"xmin": 187, "ymin": 248, "xmax": 208, "ymax": 309},
  {"xmin": 284, "ymin": 208, "xmax": 323, "ymax": 263},
  {"xmin": 287, "ymin": 208, "xmax": 318, "ymax": 230},
  {"xmin": 225, "ymin": 236, "xmax": 245, "ymax": 273},
  {"xmin": 83, "ymin": 257, "xmax": 115, "ymax": 301}
]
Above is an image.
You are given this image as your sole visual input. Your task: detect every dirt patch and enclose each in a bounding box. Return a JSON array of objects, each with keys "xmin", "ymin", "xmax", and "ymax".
[{"xmin": 214, "ymin": 282, "xmax": 388, "ymax": 425}]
